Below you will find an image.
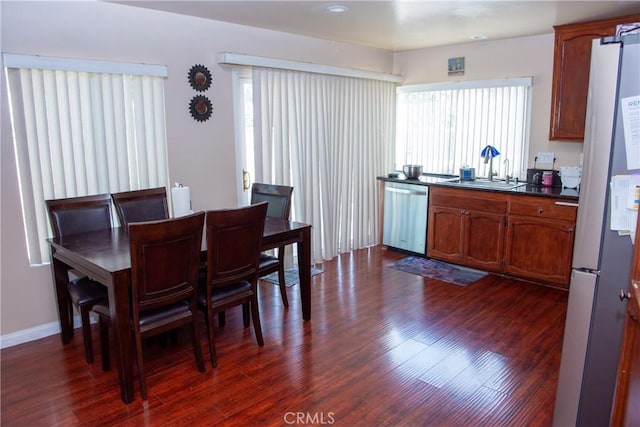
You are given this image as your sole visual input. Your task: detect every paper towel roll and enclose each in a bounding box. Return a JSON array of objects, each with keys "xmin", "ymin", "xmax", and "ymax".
[{"xmin": 171, "ymin": 186, "xmax": 193, "ymax": 218}]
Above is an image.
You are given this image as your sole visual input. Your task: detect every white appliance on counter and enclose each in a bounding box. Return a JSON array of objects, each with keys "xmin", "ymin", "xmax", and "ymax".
[
  {"xmin": 383, "ymin": 181, "xmax": 428, "ymax": 254},
  {"xmin": 553, "ymin": 34, "xmax": 639, "ymax": 426}
]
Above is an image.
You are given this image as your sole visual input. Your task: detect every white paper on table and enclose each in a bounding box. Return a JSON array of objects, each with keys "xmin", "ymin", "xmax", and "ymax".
[{"xmin": 621, "ymin": 95, "xmax": 640, "ymax": 170}]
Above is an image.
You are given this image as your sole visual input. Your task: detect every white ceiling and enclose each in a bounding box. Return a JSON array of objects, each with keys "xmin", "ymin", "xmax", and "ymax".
[{"xmin": 112, "ymin": 1, "xmax": 640, "ymax": 52}]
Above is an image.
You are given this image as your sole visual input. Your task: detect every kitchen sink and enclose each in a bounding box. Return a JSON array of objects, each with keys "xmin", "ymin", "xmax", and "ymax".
[{"xmin": 442, "ymin": 178, "xmax": 527, "ymax": 190}]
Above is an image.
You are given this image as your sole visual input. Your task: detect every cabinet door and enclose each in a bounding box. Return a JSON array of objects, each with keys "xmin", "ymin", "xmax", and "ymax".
[
  {"xmin": 611, "ymin": 211, "xmax": 640, "ymax": 426},
  {"xmin": 463, "ymin": 210, "xmax": 505, "ymax": 272},
  {"xmin": 550, "ymin": 24, "xmax": 614, "ymax": 140},
  {"xmin": 611, "ymin": 283, "xmax": 640, "ymax": 427},
  {"xmin": 550, "ymin": 15, "xmax": 640, "ymax": 140},
  {"xmin": 504, "ymin": 216, "xmax": 575, "ymax": 286},
  {"xmin": 427, "ymin": 206, "xmax": 463, "ymax": 262}
]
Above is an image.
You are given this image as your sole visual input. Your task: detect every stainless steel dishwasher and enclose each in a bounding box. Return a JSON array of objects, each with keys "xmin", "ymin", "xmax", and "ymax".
[{"xmin": 382, "ymin": 181, "xmax": 428, "ymax": 254}]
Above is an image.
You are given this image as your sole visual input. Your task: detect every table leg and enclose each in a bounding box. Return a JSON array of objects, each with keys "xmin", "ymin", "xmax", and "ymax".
[
  {"xmin": 50, "ymin": 249, "xmax": 73, "ymax": 344},
  {"xmin": 110, "ymin": 270, "xmax": 135, "ymax": 403},
  {"xmin": 297, "ymin": 227, "xmax": 312, "ymax": 321}
]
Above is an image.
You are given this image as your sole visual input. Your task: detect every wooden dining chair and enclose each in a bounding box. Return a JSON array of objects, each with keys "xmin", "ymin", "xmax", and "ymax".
[
  {"xmin": 198, "ymin": 202, "xmax": 268, "ymax": 367},
  {"xmin": 45, "ymin": 193, "xmax": 112, "ymax": 364},
  {"xmin": 111, "ymin": 187, "xmax": 169, "ymax": 227},
  {"xmin": 251, "ymin": 183, "xmax": 294, "ymax": 307},
  {"xmin": 93, "ymin": 212, "xmax": 206, "ymax": 400}
]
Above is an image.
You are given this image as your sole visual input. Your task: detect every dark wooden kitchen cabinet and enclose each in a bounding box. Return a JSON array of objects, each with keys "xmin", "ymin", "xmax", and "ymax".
[
  {"xmin": 428, "ymin": 205, "xmax": 464, "ymax": 262},
  {"xmin": 428, "ymin": 187, "xmax": 578, "ymax": 287},
  {"xmin": 611, "ymin": 213, "xmax": 640, "ymax": 426},
  {"xmin": 504, "ymin": 196, "xmax": 577, "ymax": 288},
  {"xmin": 428, "ymin": 187, "xmax": 506, "ymax": 273},
  {"xmin": 549, "ymin": 14, "xmax": 640, "ymax": 141},
  {"xmin": 610, "ymin": 282, "xmax": 640, "ymax": 426}
]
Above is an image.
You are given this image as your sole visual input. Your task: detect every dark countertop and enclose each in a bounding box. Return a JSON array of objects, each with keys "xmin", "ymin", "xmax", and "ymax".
[{"xmin": 377, "ymin": 174, "xmax": 580, "ymax": 200}]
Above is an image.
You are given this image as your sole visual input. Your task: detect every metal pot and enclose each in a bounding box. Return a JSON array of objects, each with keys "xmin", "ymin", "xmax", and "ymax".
[{"xmin": 403, "ymin": 165, "xmax": 423, "ymax": 179}]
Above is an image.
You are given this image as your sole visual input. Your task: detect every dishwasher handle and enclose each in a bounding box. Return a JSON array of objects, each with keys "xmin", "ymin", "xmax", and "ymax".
[
  {"xmin": 386, "ymin": 187, "xmax": 428, "ymax": 196},
  {"xmin": 554, "ymin": 201, "xmax": 580, "ymax": 208}
]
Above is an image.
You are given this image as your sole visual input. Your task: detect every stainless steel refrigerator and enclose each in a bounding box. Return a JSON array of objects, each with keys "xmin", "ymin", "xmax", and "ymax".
[{"xmin": 553, "ymin": 34, "xmax": 639, "ymax": 426}]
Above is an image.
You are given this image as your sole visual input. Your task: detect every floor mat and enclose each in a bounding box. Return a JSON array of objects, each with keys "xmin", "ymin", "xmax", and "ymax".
[
  {"xmin": 390, "ymin": 257, "xmax": 488, "ymax": 286},
  {"xmin": 260, "ymin": 267, "xmax": 324, "ymax": 287}
]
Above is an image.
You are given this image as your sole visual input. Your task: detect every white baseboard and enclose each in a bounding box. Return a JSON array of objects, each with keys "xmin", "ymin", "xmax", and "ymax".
[{"xmin": 0, "ymin": 314, "xmax": 93, "ymax": 349}]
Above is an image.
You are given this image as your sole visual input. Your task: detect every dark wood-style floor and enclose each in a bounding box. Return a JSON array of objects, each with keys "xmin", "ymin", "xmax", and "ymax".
[{"xmin": 1, "ymin": 246, "xmax": 568, "ymax": 426}]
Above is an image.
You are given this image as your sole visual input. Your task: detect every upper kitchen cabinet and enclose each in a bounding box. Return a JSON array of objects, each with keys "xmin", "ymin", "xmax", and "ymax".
[{"xmin": 549, "ymin": 14, "xmax": 640, "ymax": 141}]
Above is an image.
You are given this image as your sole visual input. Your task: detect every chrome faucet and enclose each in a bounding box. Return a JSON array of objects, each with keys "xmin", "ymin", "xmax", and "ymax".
[
  {"xmin": 503, "ymin": 159, "xmax": 511, "ymax": 183},
  {"xmin": 481, "ymin": 145, "xmax": 500, "ymax": 181},
  {"xmin": 488, "ymin": 156, "xmax": 495, "ymax": 181}
]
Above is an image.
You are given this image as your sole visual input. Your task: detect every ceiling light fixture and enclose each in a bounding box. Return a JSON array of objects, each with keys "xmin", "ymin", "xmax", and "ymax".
[
  {"xmin": 326, "ymin": 5, "xmax": 348, "ymax": 13},
  {"xmin": 471, "ymin": 35, "xmax": 488, "ymax": 41}
]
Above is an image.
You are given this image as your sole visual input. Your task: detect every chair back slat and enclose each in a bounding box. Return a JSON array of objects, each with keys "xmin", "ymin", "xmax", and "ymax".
[
  {"xmin": 250, "ymin": 183, "xmax": 293, "ymax": 220},
  {"xmin": 205, "ymin": 203, "xmax": 268, "ymax": 288},
  {"xmin": 46, "ymin": 193, "xmax": 112, "ymax": 238},
  {"xmin": 129, "ymin": 212, "xmax": 205, "ymax": 312},
  {"xmin": 112, "ymin": 187, "xmax": 169, "ymax": 227}
]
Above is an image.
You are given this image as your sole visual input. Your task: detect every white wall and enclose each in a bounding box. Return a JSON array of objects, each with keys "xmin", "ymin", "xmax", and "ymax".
[
  {"xmin": 393, "ymin": 34, "xmax": 584, "ymax": 171},
  {"xmin": 0, "ymin": 0, "xmax": 392, "ymax": 338}
]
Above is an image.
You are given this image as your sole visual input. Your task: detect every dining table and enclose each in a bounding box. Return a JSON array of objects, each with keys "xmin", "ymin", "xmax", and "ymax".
[{"xmin": 48, "ymin": 216, "xmax": 312, "ymax": 404}]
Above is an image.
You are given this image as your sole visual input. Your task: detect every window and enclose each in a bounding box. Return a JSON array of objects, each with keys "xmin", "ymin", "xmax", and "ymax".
[
  {"xmin": 395, "ymin": 78, "xmax": 532, "ymax": 179},
  {"xmin": 4, "ymin": 54, "xmax": 170, "ymax": 265}
]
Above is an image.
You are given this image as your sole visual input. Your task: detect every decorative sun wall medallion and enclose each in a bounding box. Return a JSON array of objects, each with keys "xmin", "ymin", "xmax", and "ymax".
[
  {"xmin": 188, "ymin": 64, "xmax": 212, "ymax": 92},
  {"xmin": 189, "ymin": 95, "xmax": 212, "ymax": 122}
]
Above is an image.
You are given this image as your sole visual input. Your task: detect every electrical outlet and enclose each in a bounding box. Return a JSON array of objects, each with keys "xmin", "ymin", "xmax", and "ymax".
[{"xmin": 537, "ymin": 152, "xmax": 555, "ymax": 164}]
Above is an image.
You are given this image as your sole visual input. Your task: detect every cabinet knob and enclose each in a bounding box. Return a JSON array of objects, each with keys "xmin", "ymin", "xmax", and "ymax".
[
  {"xmin": 620, "ymin": 290, "xmax": 631, "ymax": 301},
  {"xmin": 537, "ymin": 208, "xmax": 544, "ymax": 215}
]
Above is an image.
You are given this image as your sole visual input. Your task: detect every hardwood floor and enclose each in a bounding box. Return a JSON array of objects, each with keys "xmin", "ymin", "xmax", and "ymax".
[{"xmin": 1, "ymin": 246, "xmax": 568, "ymax": 426}]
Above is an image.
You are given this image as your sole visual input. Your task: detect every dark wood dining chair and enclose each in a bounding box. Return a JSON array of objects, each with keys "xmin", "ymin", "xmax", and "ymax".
[
  {"xmin": 93, "ymin": 212, "xmax": 206, "ymax": 400},
  {"xmin": 45, "ymin": 193, "xmax": 112, "ymax": 364},
  {"xmin": 198, "ymin": 202, "xmax": 268, "ymax": 367},
  {"xmin": 251, "ymin": 183, "xmax": 294, "ymax": 307},
  {"xmin": 111, "ymin": 187, "xmax": 169, "ymax": 227}
]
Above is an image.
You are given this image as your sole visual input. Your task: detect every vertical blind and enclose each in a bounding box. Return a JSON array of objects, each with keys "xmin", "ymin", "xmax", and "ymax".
[
  {"xmin": 5, "ymin": 55, "xmax": 170, "ymax": 265},
  {"xmin": 252, "ymin": 68, "xmax": 396, "ymax": 263},
  {"xmin": 395, "ymin": 78, "xmax": 532, "ymax": 179}
]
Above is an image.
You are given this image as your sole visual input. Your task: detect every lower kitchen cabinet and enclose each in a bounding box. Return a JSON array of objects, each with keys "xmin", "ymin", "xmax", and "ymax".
[
  {"xmin": 504, "ymin": 216, "xmax": 575, "ymax": 287},
  {"xmin": 428, "ymin": 188, "xmax": 506, "ymax": 273},
  {"xmin": 428, "ymin": 186, "xmax": 578, "ymax": 287},
  {"xmin": 505, "ymin": 195, "xmax": 577, "ymax": 287},
  {"xmin": 464, "ymin": 210, "xmax": 506, "ymax": 272},
  {"xmin": 428, "ymin": 206, "xmax": 464, "ymax": 262}
]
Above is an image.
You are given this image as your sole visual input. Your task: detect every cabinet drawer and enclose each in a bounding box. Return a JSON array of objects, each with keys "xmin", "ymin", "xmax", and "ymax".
[
  {"xmin": 430, "ymin": 188, "xmax": 508, "ymax": 214},
  {"xmin": 509, "ymin": 197, "xmax": 577, "ymax": 221}
]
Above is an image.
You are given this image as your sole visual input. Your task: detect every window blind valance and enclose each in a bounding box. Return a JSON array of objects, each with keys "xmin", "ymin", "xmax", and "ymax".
[
  {"xmin": 398, "ymin": 77, "xmax": 533, "ymax": 93},
  {"xmin": 3, "ymin": 53, "xmax": 168, "ymax": 77},
  {"xmin": 218, "ymin": 52, "xmax": 401, "ymax": 83}
]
